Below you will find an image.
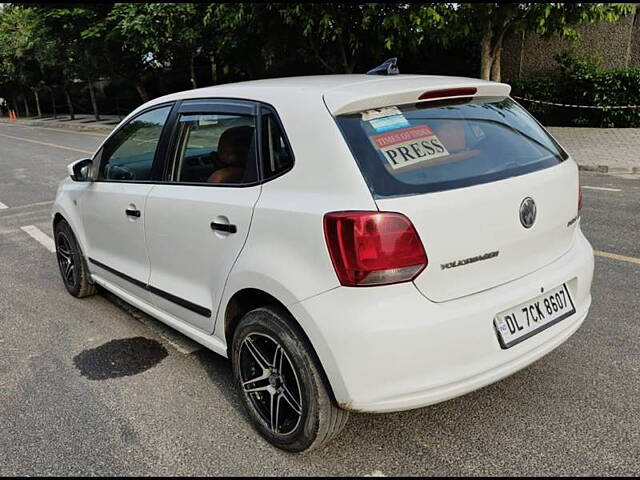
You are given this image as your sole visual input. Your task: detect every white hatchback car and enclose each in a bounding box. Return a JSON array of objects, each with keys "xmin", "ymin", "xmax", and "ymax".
[{"xmin": 53, "ymin": 71, "xmax": 594, "ymax": 452}]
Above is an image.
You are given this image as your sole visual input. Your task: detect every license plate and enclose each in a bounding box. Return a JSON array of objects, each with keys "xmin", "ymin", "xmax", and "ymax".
[{"xmin": 494, "ymin": 283, "xmax": 576, "ymax": 349}]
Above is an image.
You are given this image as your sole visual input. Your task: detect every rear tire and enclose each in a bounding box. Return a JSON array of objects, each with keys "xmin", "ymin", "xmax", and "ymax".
[
  {"xmin": 231, "ymin": 306, "xmax": 349, "ymax": 452},
  {"xmin": 54, "ymin": 219, "xmax": 96, "ymax": 298}
]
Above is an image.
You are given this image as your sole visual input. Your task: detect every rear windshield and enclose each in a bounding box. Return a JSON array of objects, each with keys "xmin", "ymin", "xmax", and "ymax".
[{"xmin": 335, "ymin": 96, "xmax": 568, "ymax": 198}]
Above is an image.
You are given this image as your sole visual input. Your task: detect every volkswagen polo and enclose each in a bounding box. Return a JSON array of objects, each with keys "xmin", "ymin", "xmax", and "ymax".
[{"xmin": 52, "ymin": 68, "xmax": 594, "ymax": 452}]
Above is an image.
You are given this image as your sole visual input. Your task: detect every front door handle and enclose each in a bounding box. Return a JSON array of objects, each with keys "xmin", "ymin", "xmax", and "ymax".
[
  {"xmin": 211, "ymin": 222, "xmax": 237, "ymax": 234},
  {"xmin": 125, "ymin": 208, "xmax": 141, "ymax": 218}
]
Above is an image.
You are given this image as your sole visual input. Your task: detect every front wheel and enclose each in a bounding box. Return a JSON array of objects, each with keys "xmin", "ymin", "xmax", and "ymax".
[
  {"xmin": 231, "ymin": 306, "xmax": 349, "ymax": 452},
  {"xmin": 54, "ymin": 218, "xmax": 97, "ymax": 298}
]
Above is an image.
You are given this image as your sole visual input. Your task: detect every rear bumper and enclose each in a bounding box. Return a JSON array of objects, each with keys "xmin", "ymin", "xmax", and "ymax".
[{"xmin": 290, "ymin": 228, "xmax": 594, "ymax": 413}]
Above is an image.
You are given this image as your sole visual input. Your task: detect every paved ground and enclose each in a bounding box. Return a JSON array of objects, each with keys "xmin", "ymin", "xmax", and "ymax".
[
  {"xmin": 547, "ymin": 127, "xmax": 640, "ymax": 174},
  {"xmin": 0, "ymin": 123, "xmax": 639, "ymax": 476},
  {"xmin": 0, "ymin": 114, "xmax": 120, "ymax": 134}
]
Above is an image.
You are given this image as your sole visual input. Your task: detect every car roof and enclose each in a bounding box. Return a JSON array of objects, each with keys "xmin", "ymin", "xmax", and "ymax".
[{"xmin": 130, "ymin": 74, "xmax": 511, "ymax": 118}]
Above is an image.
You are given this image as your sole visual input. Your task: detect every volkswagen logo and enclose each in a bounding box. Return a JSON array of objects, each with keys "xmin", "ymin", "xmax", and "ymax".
[{"xmin": 520, "ymin": 197, "xmax": 537, "ymax": 228}]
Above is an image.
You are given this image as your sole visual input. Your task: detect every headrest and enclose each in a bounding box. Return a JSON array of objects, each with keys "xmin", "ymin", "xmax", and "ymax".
[{"xmin": 434, "ymin": 122, "xmax": 466, "ymax": 154}]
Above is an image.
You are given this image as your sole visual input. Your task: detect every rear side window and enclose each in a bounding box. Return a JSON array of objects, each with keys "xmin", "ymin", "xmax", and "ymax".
[
  {"xmin": 336, "ymin": 97, "xmax": 568, "ymax": 198},
  {"xmin": 170, "ymin": 113, "xmax": 257, "ymax": 185},
  {"xmin": 260, "ymin": 106, "xmax": 294, "ymax": 180}
]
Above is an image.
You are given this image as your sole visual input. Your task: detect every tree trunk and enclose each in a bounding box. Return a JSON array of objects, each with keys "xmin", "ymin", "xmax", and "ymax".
[
  {"xmin": 33, "ymin": 88, "xmax": 42, "ymax": 117},
  {"xmin": 210, "ymin": 55, "xmax": 217, "ymax": 85},
  {"xmin": 49, "ymin": 86, "xmax": 57, "ymax": 119},
  {"xmin": 338, "ymin": 38, "xmax": 354, "ymax": 74},
  {"xmin": 87, "ymin": 78, "xmax": 100, "ymax": 121},
  {"xmin": 489, "ymin": 26, "xmax": 508, "ymax": 83},
  {"xmin": 490, "ymin": 46, "xmax": 502, "ymax": 82},
  {"xmin": 480, "ymin": 26, "xmax": 493, "ymax": 80},
  {"xmin": 134, "ymin": 81, "xmax": 150, "ymax": 103},
  {"xmin": 190, "ymin": 55, "xmax": 198, "ymax": 89},
  {"xmin": 22, "ymin": 94, "xmax": 30, "ymax": 117},
  {"xmin": 12, "ymin": 97, "xmax": 19, "ymax": 117},
  {"xmin": 63, "ymin": 86, "xmax": 75, "ymax": 120}
]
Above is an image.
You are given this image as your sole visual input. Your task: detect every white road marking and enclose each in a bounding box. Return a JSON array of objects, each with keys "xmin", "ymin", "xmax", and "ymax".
[
  {"xmin": 0, "ymin": 201, "xmax": 8, "ymax": 209},
  {"xmin": 582, "ymin": 185, "xmax": 622, "ymax": 192},
  {"xmin": 0, "ymin": 132, "xmax": 93, "ymax": 154},
  {"xmin": 13, "ymin": 200, "xmax": 54, "ymax": 209},
  {"xmin": 20, "ymin": 225, "xmax": 55, "ymax": 252},
  {"xmin": 594, "ymin": 250, "xmax": 640, "ymax": 265}
]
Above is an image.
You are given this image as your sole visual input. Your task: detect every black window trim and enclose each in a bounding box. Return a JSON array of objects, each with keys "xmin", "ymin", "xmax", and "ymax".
[
  {"xmin": 257, "ymin": 103, "xmax": 296, "ymax": 183},
  {"xmin": 93, "ymin": 101, "xmax": 178, "ymax": 184},
  {"xmin": 91, "ymin": 96, "xmax": 296, "ymax": 188},
  {"xmin": 154, "ymin": 97, "xmax": 296, "ymax": 188}
]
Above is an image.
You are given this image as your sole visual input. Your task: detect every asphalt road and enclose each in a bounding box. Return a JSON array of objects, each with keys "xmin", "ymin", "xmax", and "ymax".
[{"xmin": 0, "ymin": 122, "xmax": 638, "ymax": 476}]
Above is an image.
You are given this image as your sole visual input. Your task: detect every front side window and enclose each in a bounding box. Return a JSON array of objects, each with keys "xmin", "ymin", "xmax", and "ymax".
[
  {"xmin": 336, "ymin": 97, "xmax": 568, "ymax": 198},
  {"xmin": 261, "ymin": 106, "xmax": 294, "ymax": 180},
  {"xmin": 171, "ymin": 113, "xmax": 257, "ymax": 184},
  {"xmin": 98, "ymin": 106, "xmax": 171, "ymax": 181}
]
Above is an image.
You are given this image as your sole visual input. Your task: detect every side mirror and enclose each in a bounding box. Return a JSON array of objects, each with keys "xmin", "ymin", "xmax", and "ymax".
[{"xmin": 67, "ymin": 158, "xmax": 93, "ymax": 182}]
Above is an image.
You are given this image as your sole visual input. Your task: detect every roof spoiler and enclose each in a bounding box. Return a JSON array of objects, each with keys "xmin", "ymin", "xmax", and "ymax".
[{"xmin": 325, "ymin": 79, "xmax": 511, "ymax": 115}]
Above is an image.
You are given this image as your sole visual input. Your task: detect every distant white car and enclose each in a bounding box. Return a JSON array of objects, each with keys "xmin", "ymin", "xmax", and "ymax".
[{"xmin": 52, "ymin": 69, "xmax": 594, "ymax": 452}]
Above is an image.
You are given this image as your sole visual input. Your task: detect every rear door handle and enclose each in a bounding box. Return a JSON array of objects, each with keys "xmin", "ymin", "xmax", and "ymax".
[
  {"xmin": 125, "ymin": 208, "xmax": 141, "ymax": 218},
  {"xmin": 210, "ymin": 222, "xmax": 237, "ymax": 234}
]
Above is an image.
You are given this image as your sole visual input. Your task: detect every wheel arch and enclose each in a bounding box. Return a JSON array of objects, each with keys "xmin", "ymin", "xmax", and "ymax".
[{"xmin": 223, "ymin": 287, "xmax": 340, "ymax": 406}]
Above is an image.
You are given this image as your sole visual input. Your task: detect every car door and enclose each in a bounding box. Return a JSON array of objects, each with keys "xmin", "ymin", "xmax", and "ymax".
[
  {"xmin": 81, "ymin": 104, "xmax": 174, "ymax": 300},
  {"xmin": 143, "ymin": 99, "xmax": 262, "ymax": 332}
]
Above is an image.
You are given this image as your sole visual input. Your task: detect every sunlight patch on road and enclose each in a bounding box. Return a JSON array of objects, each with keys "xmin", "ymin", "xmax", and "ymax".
[{"xmin": 594, "ymin": 250, "xmax": 640, "ymax": 265}]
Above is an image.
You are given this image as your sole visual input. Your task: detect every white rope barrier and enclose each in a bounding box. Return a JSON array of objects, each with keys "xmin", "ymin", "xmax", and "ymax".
[{"xmin": 512, "ymin": 95, "xmax": 640, "ymax": 110}]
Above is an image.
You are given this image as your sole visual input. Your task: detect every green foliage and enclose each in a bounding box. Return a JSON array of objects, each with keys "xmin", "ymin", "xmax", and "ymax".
[
  {"xmin": 439, "ymin": 3, "xmax": 635, "ymax": 80},
  {"xmin": 511, "ymin": 53, "xmax": 640, "ymax": 127},
  {"xmin": 0, "ymin": 2, "xmax": 636, "ymax": 119}
]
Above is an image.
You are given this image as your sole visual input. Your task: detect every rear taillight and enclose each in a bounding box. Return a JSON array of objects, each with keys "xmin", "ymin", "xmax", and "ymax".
[
  {"xmin": 323, "ymin": 211, "xmax": 428, "ymax": 287},
  {"xmin": 578, "ymin": 183, "xmax": 583, "ymax": 212}
]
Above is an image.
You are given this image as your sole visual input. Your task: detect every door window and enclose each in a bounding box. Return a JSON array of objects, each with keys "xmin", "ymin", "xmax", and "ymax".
[
  {"xmin": 171, "ymin": 113, "xmax": 258, "ymax": 184},
  {"xmin": 98, "ymin": 106, "xmax": 171, "ymax": 181}
]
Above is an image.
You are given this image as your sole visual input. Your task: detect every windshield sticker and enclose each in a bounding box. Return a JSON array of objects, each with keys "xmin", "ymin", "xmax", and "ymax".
[
  {"xmin": 373, "ymin": 126, "xmax": 450, "ymax": 170},
  {"xmin": 369, "ymin": 114, "xmax": 410, "ymax": 133},
  {"xmin": 471, "ymin": 124, "xmax": 485, "ymax": 139},
  {"xmin": 361, "ymin": 106, "xmax": 402, "ymax": 121}
]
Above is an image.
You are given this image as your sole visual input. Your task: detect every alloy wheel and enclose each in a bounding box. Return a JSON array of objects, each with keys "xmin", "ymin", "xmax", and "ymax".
[
  {"xmin": 56, "ymin": 231, "xmax": 77, "ymax": 288},
  {"xmin": 239, "ymin": 332, "xmax": 303, "ymax": 435}
]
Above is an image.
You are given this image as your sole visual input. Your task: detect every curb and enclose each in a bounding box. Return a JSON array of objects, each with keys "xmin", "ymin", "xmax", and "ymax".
[
  {"xmin": 0, "ymin": 118, "xmax": 115, "ymax": 134},
  {"xmin": 578, "ymin": 164, "xmax": 640, "ymax": 175}
]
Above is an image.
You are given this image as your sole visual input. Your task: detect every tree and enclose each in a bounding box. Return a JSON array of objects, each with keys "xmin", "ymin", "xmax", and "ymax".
[
  {"xmin": 0, "ymin": 6, "xmax": 43, "ymax": 117},
  {"xmin": 33, "ymin": 4, "xmax": 113, "ymax": 120},
  {"xmin": 447, "ymin": 3, "xmax": 636, "ymax": 82},
  {"xmin": 273, "ymin": 3, "xmax": 451, "ymax": 74},
  {"xmin": 110, "ymin": 3, "xmax": 208, "ymax": 90}
]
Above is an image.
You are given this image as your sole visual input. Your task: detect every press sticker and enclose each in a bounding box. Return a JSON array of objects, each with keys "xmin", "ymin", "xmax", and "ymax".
[
  {"xmin": 372, "ymin": 126, "xmax": 450, "ymax": 170},
  {"xmin": 369, "ymin": 114, "xmax": 410, "ymax": 132},
  {"xmin": 361, "ymin": 106, "xmax": 402, "ymax": 121}
]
